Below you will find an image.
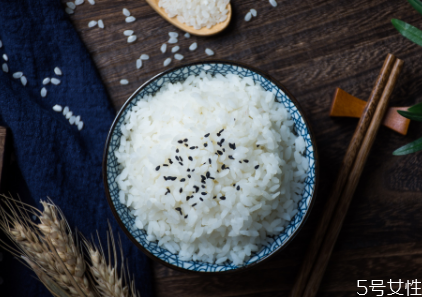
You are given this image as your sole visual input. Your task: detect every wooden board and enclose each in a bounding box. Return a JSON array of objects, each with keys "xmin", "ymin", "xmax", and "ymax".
[{"xmin": 62, "ymin": 0, "xmax": 422, "ymax": 296}]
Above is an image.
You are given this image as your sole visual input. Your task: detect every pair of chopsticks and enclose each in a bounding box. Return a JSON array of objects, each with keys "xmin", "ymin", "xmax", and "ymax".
[{"xmin": 289, "ymin": 54, "xmax": 404, "ymax": 297}]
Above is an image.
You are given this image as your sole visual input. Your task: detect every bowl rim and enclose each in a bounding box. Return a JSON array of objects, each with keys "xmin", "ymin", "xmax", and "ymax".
[{"xmin": 102, "ymin": 59, "xmax": 320, "ymax": 274}]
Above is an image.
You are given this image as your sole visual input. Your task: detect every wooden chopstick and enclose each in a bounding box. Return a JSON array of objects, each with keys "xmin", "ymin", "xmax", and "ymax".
[
  {"xmin": 289, "ymin": 53, "xmax": 398, "ymax": 297},
  {"xmin": 302, "ymin": 58, "xmax": 404, "ymax": 297}
]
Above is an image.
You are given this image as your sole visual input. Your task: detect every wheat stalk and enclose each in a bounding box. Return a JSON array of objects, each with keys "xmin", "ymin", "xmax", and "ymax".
[
  {"xmin": 84, "ymin": 226, "xmax": 139, "ymax": 297},
  {"xmin": 37, "ymin": 200, "xmax": 95, "ymax": 297}
]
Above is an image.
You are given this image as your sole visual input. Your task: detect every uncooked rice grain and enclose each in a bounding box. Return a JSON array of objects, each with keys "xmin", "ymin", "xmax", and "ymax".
[
  {"xmin": 174, "ymin": 54, "xmax": 184, "ymax": 60},
  {"xmin": 250, "ymin": 9, "xmax": 257, "ymax": 17},
  {"xmin": 140, "ymin": 54, "xmax": 150, "ymax": 60},
  {"xmin": 98, "ymin": 20, "xmax": 104, "ymax": 28},
  {"xmin": 3, "ymin": 54, "xmax": 8, "ymax": 61},
  {"xmin": 245, "ymin": 12, "xmax": 252, "ymax": 22},
  {"xmin": 77, "ymin": 121, "xmax": 84, "ymax": 131},
  {"xmin": 65, "ymin": 8, "xmax": 74, "ymax": 14},
  {"xmin": 51, "ymin": 78, "xmax": 61, "ymax": 85},
  {"xmin": 75, "ymin": 0, "xmax": 84, "ymax": 5},
  {"xmin": 161, "ymin": 44, "xmax": 167, "ymax": 53},
  {"xmin": 159, "ymin": 0, "xmax": 230, "ymax": 29},
  {"xmin": 184, "ymin": 33, "xmax": 190, "ymax": 38},
  {"xmin": 88, "ymin": 20, "xmax": 97, "ymax": 27},
  {"xmin": 125, "ymin": 16, "xmax": 136, "ymax": 23},
  {"xmin": 269, "ymin": 0, "xmax": 277, "ymax": 7},
  {"xmin": 66, "ymin": 111, "xmax": 73, "ymax": 119},
  {"xmin": 115, "ymin": 73, "xmax": 308, "ymax": 265},
  {"xmin": 120, "ymin": 79, "xmax": 129, "ymax": 85},
  {"xmin": 20, "ymin": 76, "xmax": 27, "ymax": 86},
  {"xmin": 124, "ymin": 30, "xmax": 134, "ymax": 36},
  {"xmin": 66, "ymin": 2, "xmax": 76, "ymax": 9},
  {"xmin": 171, "ymin": 46, "xmax": 180, "ymax": 53},
  {"xmin": 163, "ymin": 58, "xmax": 172, "ymax": 66},
  {"xmin": 205, "ymin": 48, "xmax": 214, "ymax": 56},
  {"xmin": 69, "ymin": 116, "xmax": 76, "ymax": 125},
  {"xmin": 189, "ymin": 42, "xmax": 198, "ymax": 51},
  {"xmin": 169, "ymin": 32, "xmax": 179, "ymax": 38},
  {"xmin": 13, "ymin": 72, "xmax": 22, "ymax": 79},
  {"xmin": 2, "ymin": 63, "xmax": 8, "ymax": 73},
  {"xmin": 168, "ymin": 38, "xmax": 178, "ymax": 44},
  {"xmin": 88, "ymin": 0, "xmax": 95, "ymax": 4},
  {"xmin": 123, "ymin": 8, "xmax": 131, "ymax": 16},
  {"xmin": 54, "ymin": 67, "xmax": 62, "ymax": 76},
  {"xmin": 63, "ymin": 106, "xmax": 69, "ymax": 115},
  {"xmin": 43, "ymin": 77, "xmax": 50, "ymax": 85},
  {"xmin": 136, "ymin": 59, "xmax": 143, "ymax": 69},
  {"xmin": 128, "ymin": 35, "xmax": 137, "ymax": 43},
  {"xmin": 53, "ymin": 105, "xmax": 62, "ymax": 112},
  {"xmin": 41, "ymin": 87, "xmax": 47, "ymax": 97}
]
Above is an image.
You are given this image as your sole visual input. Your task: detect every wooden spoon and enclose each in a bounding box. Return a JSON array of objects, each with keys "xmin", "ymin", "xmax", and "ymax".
[{"xmin": 145, "ymin": 0, "xmax": 232, "ymax": 36}]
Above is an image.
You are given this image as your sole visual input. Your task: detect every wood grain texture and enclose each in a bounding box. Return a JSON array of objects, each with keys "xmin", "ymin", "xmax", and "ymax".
[
  {"xmin": 0, "ymin": 127, "xmax": 6, "ymax": 190},
  {"xmin": 59, "ymin": 0, "xmax": 422, "ymax": 296}
]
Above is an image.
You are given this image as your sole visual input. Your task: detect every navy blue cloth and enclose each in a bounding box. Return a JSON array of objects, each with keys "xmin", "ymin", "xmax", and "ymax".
[{"xmin": 0, "ymin": 0, "xmax": 153, "ymax": 296}]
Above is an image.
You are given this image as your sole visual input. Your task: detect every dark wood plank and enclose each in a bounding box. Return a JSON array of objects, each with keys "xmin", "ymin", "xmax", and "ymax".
[
  {"xmin": 0, "ymin": 127, "xmax": 7, "ymax": 191},
  {"xmin": 61, "ymin": 0, "xmax": 422, "ymax": 296}
]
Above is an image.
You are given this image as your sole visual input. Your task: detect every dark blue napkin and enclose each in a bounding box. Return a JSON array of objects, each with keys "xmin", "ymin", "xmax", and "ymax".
[{"xmin": 0, "ymin": 0, "xmax": 154, "ymax": 296}]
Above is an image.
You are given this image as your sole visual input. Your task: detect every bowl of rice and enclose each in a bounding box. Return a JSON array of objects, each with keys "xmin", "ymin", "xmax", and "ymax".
[{"xmin": 103, "ymin": 60, "xmax": 319, "ymax": 273}]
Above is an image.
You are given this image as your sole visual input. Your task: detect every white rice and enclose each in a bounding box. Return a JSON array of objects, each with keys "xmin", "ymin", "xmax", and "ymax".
[
  {"xmin": 169, "ymin": 32, "xmax": 179, "ymax": 38},
  {"xmin": 43, "ymin": 77, "xmax": 50, "ymax": 85},
  {"xmin": 205, "ymin": 48, "xmax": 214, "ymax": 56},
  {"xmin": 174, "ymin": 54, "xmax": 184, "ymax": 60},
  {"xmin": 245, "ymin": 12, "xmax": 252, "ymax": 22},
  {"xmin": 250, "ymin": 9, "xmax": 257, "ymax": 17},
  {"xmin": 75, "ymin": 0, "xmax": 84, "ymax": 5},
  {"xmin": 2, "ymin": 63, "xmax": 8, "ymax": 73},
  {"xmin": 124, "ymin": 30, "xmax": 134, "ymax": 36},
  {"xmin": 13, "ymin": 72, "xmax": 22, "ymax": 79},
  {"xmin": 88, "ymin": 0, "xmax": 95, "ymax": 5},
  {"xmin": 115, "ymin": 73, "xmax": 308, "ymax": 265},
  {"xmin": 163, "ymin": 58, "xmax": 172, "ymax": 66},
  {"xmin": 0, "ymin": 40, "xmax": 2, "ymax": 48},
  {"xmin": 159, "ymin": 0, "xmax": 230, "ymax": 29},
  {"xmin": 3, "ymin": 54, "xmax": 8, "ymax": 61},
  {"xmin": 53, "ymin": 104, "xmax": 62, "ymax": 112},
  {"xmin": 78, "ymin": 121, "xmax": 84, "ymax": 131},
  {"xmin": 120, "ymin": 79, "xmax": 129, "ymax": 85},
  {"xmin": 184, "ymin": 33, "xmax": 190, "ymax": 38},
  {"xmin": 189, "ymin": 42, "xmax": 197, "ymax": 51},
  {"xmin": 66, "ymin": 111, "xmax": 73, "ymax": 119},
  {"xmin": 88, "ymin": 20, "xmax": 97, "ymax": 28},
  {"xmin": 41, "ymin": 87, "xmax": 47, "ymax": 98},
  {"xmin": 65, "ymin": 8, "xmax": 74, "ymax": 14},
  {"xmin": 171, "ymin": 46, "xmax": 180, "ymax": 53},
  {"xmin": 66, "ymin": 2, "xmax": 76, "ymax": 9},
  {"xmin": 161, "ymin": 44, "xmax": 167, "ymax": 53},
  {"xmin": 269, "ymin": 0, "xmax": 277, "ymax": 7},
  {"xmin": 51, "ymin": 78, "xmax": 61, "ymax": 85},
  {"xmin": 63, "ymin": 106, "xmax": 69, "ymax": 115},
  {"xmin": 125, "ymin": 16, "xmax": 136, "ymax": 23},
  {"xmin": 69, "ymin": 116, "xmax": 76, "ymax": 125},
  {"xmin": 136, "ymin": 59, "xmax": 143, "ymax": 69},
  {"xmin": 127, "ymin": 35, "xmax": 137, "ymax": 43},
  {"xmin": 123, "ymin": 8, "xmax": 131, "ymax": 16},
  {"xmin": 140, "ymin": 54, "xmax": 150, "ymax": 60},
  {"xmin": 98, "ymin": 20, "xmax": 104, "ymax": 29},
  {"xmin": 20, "ymin": 76, "xmax": 27, "ymax": 86},
  {"xmin": 168, "ymin": 37, "xmax": 178, "ymax": 44},
  {"xmin": 54, "ymin": 67, "xmax": 62, "ymax": 76}
]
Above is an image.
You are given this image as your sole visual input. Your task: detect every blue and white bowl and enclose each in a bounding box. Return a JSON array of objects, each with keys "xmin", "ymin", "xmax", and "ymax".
[{"xmin": 103, "ymin": 60, "xmax": 319, "ymax": 273}]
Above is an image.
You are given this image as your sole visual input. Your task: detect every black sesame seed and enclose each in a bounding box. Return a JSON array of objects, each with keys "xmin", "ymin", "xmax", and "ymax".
[
  {"xmin": 204, "ymin": 133, "xmax": 210, "ymax": 138},
  {"xmin": 226, "ymin": 167, "xmax": 230, "ymax": 170},
  {"xmin": 190, "ymin": 146, "xmax": 195, "ymax": 150},
  {"xmin": 200, "ymin": 198, "xmax": 204, "ymax": 201},
  {"xmin": 204, "ymin": 143, "xmax": 208, "ymax": 147},
  {"xmin": 179, "ymin": 162, "xmax": 183, "ymax": 166},
  {"xmin": 179, "ymin": 188, "xmax": 183, "ymax": 193},
  {"xmin": 257, "ymin": 145, "xmax": 260, "ymax": 147},
  {"xmin": 192, "ymin": 203, "xmax": 197, "ymax": 207},
  {"xmin": 164, "ymin": 176, "xmax": 168, "ymax": 181},
  {"xmin": 219, "ymin": 129, "xmax": 224, "ymax": 134},
  {"xmin": 155, "ymin": 166, "xmax": 160, "ymax": 171},
  {"xmin": 189, "ymin": 156, "xmax": 193, "ymax": 161},
  {"xmin": 210, "ymin": 177, "xmax": 215, "ymax": 180},
  {"xmin": 187, "ymin": 168, "xmax": 191, "ymax": 172},
  {"xmin": 169, "ymin": 158, "xmax": 173, "ymax": 164},
  {"xmin": 239, "ymin": 161, "xmax": 242, "ymax": 163},
  {"xmin": 192, "ymin": 169, "xmax": 195, "ymax": 172},
  {"xmin": 209, "ymin": 158, "xmax": 212, "ymax": 164},
  {"xmin": 175, "ymin": 207, "xmax": 181, "ymax": 211},
  {"xmin": 217, "ymin": 170, "xmax": 220, "ymax": 173},
  {"xmin": 255, "ymin": 165, "xmax": 260, "ymax": 169},
  {"xmin": 237, "ymin": 185, "xmax": 240, "ymax": 191},
  {"xmin": 206, "ymin": 171, "xmax": 210, "ymax": 178},
  {"xmin": 180, "ymin": 156, "xmax": 183, "ymax": 162},
  {"xmin": 220, "ymin": 196, "xmax": 226, "ymax": 200},
  {"xmin": 201, "ymin": 192, "xmax": 207, "ymax": 195},
  {"xmin": 222, "ymin": 164, "xmax": 226, "ymax": 170},
  {"xmin": 223, "ymin": 148, "xmax": 225, "ymax": 152},
  {"xmin": 217, "ymin": 133, "xmax": 221, "ymax": 137},
  {"xmin": 201, "ymin": 175, "xmax": 206, "ymax": 180},
  {"xmin": 220, "ymin": 138, "xmax": 225, "ymax": 145},
  {"xmin": 163, "ymin": 164, "xmax": 169, "ymax": 167},
  {"xmin": 233, "ymin": 184, "xmax": 236, "ymax": 187},
  {"xmin": 184, "ymin": 138, "xmax": 188, "ymax": 142},
  {"xmin": 188, "ymin": 175, "xmax": 191, "ymax": 178},
  {"xmin": 217, "ymin": 150, "xmax": 223, "ymax": 155},
  {"xmin": 201, "ymin": 180, "xmax": 206, "ymax": 184},
  {"xmin": 176, "ymin": 149, "xmax": 179, "ymax": 153},
  {"xmin": 213, "ymin": 196, "xmax": 216, "ymax": 199},
  {"xmin": 186, "ymin": 196, "xmax": 190, "ymax": 201},
  {"xmin": 184, "ymin": 215, "xmax": 188, "ymax": 219},
  {"xmin": 180, "ymin": 178, "xmax": 186, "ymax": 182},
  {"xmin": 244, "ymin": 160, "xmax": 249, "ymax": 163},
  {"xmin": 170, "ymin": 176, "xmax": 177, "ymax": 181},
  {"xmin": 175, "ymin": 156, "xmax": 180, "ymax": 161},
  {"xmin": 229, "ymin": 155, "xmax": 234, "ymax": 160},
  {"xmin": 185, "ymin": 144, "xmax": 188, "ymax": 147},
  {"xmin": 195, "ymin": 187, "xmax": 199, "ymax": 193},
  {"xmin": 178, "ymin": 140, "xmax": 183, "ymax": 144},
  {"xmin": 201, "ymin": 185, "xmax": 205, "ymax": 189}
]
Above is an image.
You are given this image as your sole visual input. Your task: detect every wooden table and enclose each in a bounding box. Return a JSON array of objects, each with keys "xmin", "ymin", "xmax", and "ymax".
[{"xmin": 61, "ymin": 0, "xmax": 422, "ymax": 296}]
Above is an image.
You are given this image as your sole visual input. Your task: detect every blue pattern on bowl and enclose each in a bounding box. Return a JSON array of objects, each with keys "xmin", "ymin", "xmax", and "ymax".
[{"xmin": 105, "ymin": 62, "xmax": 317, "ymax": 272}]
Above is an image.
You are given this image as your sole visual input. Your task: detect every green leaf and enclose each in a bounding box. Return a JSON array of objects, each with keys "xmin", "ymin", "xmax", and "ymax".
[
  {"xmin": 408, "ymin": 101, "xmax": 422, "ymax": 113},
  {"xmin": 408, "ymin": 0, "xmax": 422, "ymax": 16},
  {"xmin": 397, "ymin": 110, "xmax": 422, "ymax": 121},
  {"xmin": 393, "ymin": 136, "xmax": 422, "ymax": 155},
  {"xmin": 391, "ymin": 19, "xmax": 422, "ymax": 47}
]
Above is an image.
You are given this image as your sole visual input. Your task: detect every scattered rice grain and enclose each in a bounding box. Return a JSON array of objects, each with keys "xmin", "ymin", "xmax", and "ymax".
[
  {"xmin": 41, "ymin": 87, "xmax": 47, "ymax": 97},
  {"xmin": 51, "ymin": 78, "xmax": 61, "ymax": 85},
  {"xmin": 2, "ymin": 63, "xmax": 8, "ymax": 73},
  {"xmin": 20, "ymin": 76, "xmax": 27, "ymax": 86},
  {"xmin": 98, "ymin": 20, "xmax": 104, "ymax": 28},
  {"xmin": 125, "ymin": 16, "xmax": 136, "ymax": 23},
  {"xmin": 127, "ymin": 35, "xmax": 137, "ymax": 43},
  {"xmin": 174, "ymin": 54, "xmax": 184, "ymax": 60},
  {"xmin": 184, "ymin": 32, "xmax": 190, "ymax": 38},
  {"xmin": 12, "ymin": 72, "xmax": 22, "ymax": 79},
  {"xmin": 43, "ymin": 77, "xmax": 50, "ymax": 85},
  {"xmin": 77, "ymin": 121, "xmax": 84, "ymax": 131},
  {"xmin": 140, "ymin": 54, "xmax": 149, "ymax": 60},
  {"xmin": 120, "ymin": 79, "xmax": 129, "ymax": 85},
  {"xmin": 136, "ymin": 59, "xmax": 143, "ymax": 69},
  {"xmin": 69, "ymin": 115, "xmax": 76, "ymax": 125},
  {"xmin": 52, "ymin": 105, "xmax": 62, "ymax": 112},
  {"xmin": 88, "ymin": 20, "xmax": 97, "ymax": 27},
  {"xmin": 66, "ymin": 2, "xmax": 76, "ymax": 9},
  {"xmin": 3, "ymin": 54, "xmax": 8, "ymax": 61},
  {"xmin": 54, "ymin": 67, "xmax": 62, "ymax": 76},
  {"xmin": 123, "ymin": 8, "xmax": 131, "ymax": 16},
  {"xmin": 169, "ymin": 32, "xmax": 178, "ymax": 38},
  {"xmin": 75, "ymin": 0, "xmax": 84, "ymax": 5},
  {"xmin": 163, "ymin": 58, "xmax": 172, "ymax": 66},
  {"xmin": 171, "ymin": 46, "xmax": 180, "ymax": 53},
  {"xmin": 65, "ymin": 7, "xmax": 74, "ymax": 14},
  {"xmin": 124, "ymin": 30, "xmax": 134, "ymax": 36},
  {"xmin": 161, "ymin": 43, "xmax": 167, "ymax": 53},
  {"xmin": 189, "ymin": 42, "xmax": 197, "ymax": 51},
  {"xmin": 205, "ymin": 48, "xmax": 214, "ymax": 56},
  {"xmin": 168, "ymin": 37, "xmax": 178, "ymax": 44},
  {"xmin": 250, "ymin": 9, "xmax": 257, "ymax": 17},
  {"xmin": 245, "ymin": 12, "xmax": 252, "ymax": 22},
  {"xmin": 269, "ymin": 0, "xmax": 277, "ymax": 7}
]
